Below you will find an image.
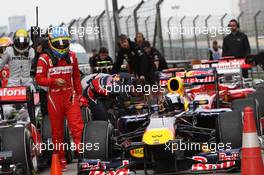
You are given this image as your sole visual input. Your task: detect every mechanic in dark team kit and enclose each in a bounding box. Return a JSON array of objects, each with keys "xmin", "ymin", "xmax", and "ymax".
[
  {"xmin": 223, "ymin": 19, "xmax": 251, "ymax": 78},
  {"xmin": 112, "ymin": 34, "xmax": 148, "ymax": 79},
  {"xmin": 35, "ymin": 27, "xmax": 86, "ymax": 171},
  {"xmin": 222, "ymin": 19, "xmax": 251, "ymax": 58},
  {"xmin": 94, "ymin": 47, "xmax": 113, "ymax": 65}
]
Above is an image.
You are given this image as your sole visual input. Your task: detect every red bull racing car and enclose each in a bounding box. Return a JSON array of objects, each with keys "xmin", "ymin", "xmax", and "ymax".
[{"xmin": 77, "ymin": 67, "xmax": 261, "ymax": 175}]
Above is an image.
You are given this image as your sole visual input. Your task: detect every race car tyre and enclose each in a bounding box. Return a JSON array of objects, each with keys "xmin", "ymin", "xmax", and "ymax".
[
  {"xmin": 247, "ymin": 91, "xmax": 264, "ymax": 117},
  {"xmin": 64, "ymin": 119, "xmax": 73, "ymax": 163},
  {"xmin": 1, "ymin": 126, "xmax": 37, "ymax": 175},
  {"xmin": 41, "ymin": 115, "xmax": 52, "ymax": 140},
  {"xmin": 81, "ymin": 107, "xmax": 91, "ymax": 123},
  {"xmin": 231, "ymin": 97, "xmax": 261, "ymax": 135},
  {"xmin": 247, "ymin": 92, "xmax": 264, "ymax": 135},
  {"xmin": 41, "ymin": 116, "xmax": 73, "ymax": 163},
  {"xmin": 81, "ymin": 121, "xmax": 113, "ymax": 161},
  {"xmin": 255, "ymin": 83, "xmax": 264, "ymax": 92},
  {"xmin": 216, "ymin": 111, "xmax": 242, "ymax": 149},
  {"xmin": 89, "ymin": 99, "xmax": 109, "ymax": 121}
]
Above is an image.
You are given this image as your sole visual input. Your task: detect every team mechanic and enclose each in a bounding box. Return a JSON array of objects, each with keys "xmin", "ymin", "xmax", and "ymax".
[{"xmin": 35, "ymin": 27, "xmax": 87, "ymax": 171}]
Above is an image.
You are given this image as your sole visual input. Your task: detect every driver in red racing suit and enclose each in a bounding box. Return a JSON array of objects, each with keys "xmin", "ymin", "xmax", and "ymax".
[{"xmin": 35, "ymin": 27, "xmax": 85, "ymax": 171}]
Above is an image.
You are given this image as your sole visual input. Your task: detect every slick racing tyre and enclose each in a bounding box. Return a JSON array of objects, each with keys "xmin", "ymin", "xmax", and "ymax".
[
  {"xmin": 1, "ymin": 126, "xmax": 38, "ymax": 175},
  {"xmin": 81, "ymin": 121, "xmax": 113, "ymax": 161},
  {"xmin": 231, "ymin": 97, "xmax": 261, "ymax": 135},
  {"xmin": 64, "ymin": 119, "xmax": 73, "ymax": 163},
  {"xmin": 247, "ymin": 91, "xmax": 264, "ymax": 135},
  {"xmin": 41, "ymin": 115, "xmax": 52, "ymax": 140},
  {"xmin": 216, "ymin": 111, "xmax": 242, "ymax": 149},
  {"xmin": 81, "ymin": 107, "xmax": 91, "ymax": 123},
  {"xmin": 41, "ymin": 116, "xmax": 73, "ymax": 163}
]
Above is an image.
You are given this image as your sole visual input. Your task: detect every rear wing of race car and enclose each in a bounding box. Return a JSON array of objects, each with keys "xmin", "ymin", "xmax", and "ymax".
[
  {"xmin": 164, "ymin": 68, "xmax": 221, "ymax": 108},
  {"xmin": 186, "ymin": 68, "xmax": 220, "ymax": 107},
  {"xmin": 0, "ymin": 86, "xmax": 36, "ymax": 124},
  {"xmin": 160, "ymin": 68, "xmax": 218, "ymax": 86},
  {"xmin": 192, "ymin": 57, "xmax": 251, "ymax": 75},
  {"xmin": 183, "ymin": 68, "xmax": 217, "ymax": 85}
]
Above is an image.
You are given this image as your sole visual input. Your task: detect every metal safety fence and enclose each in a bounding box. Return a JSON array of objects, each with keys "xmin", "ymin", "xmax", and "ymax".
[
  {"xmin": 60, "ymin": 0, "xmax": 264, "ymax": 61},
  {"xmin": 1, "ymin": 0, "xmax": 263, "ymax": 62}
]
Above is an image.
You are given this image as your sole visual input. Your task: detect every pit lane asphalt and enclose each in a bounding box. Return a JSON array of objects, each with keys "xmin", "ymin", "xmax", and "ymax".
[{"xmin": 39, "ymin": 160, "xmax": 240, "ymax": 175}]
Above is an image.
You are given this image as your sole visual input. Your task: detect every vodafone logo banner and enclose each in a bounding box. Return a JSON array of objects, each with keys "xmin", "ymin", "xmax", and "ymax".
[{"xmin": 0, "ymin": 87, "xmax": 27, "ymax": 102}]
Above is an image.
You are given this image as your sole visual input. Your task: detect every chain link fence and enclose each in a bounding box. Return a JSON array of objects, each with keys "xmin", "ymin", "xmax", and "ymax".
[
  {"xmin": 62, "ymin": 0, "xmax": 263, "ymax": 61},
  {"xmin": 2, "ymin": 0, "xmax": 262, "ymax": 61}
]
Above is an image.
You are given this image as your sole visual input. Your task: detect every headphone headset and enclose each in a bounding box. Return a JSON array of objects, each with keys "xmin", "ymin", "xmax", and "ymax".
[
  {"xmin": 228, "ymin": 19, "xmax": 240, "ymax": 28},
  {"xmin": 134, "ymin": 32, "xmax": 145, "ymax": 43}
]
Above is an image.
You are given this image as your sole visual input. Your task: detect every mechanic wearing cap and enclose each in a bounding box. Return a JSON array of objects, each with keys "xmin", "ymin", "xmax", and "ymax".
[
  {"xmin": 143, "ymin": 41, "xmax": 168, "ymax": 84},
  {"xmin": 35, "ymin": 27, "xmax": 86, "ymax": 171},
  {"xmin": 0, "ymin": 29, "xmax": 35, "ymax": 89},
  {"xmin": 112, "ymin": 34, "xmax": 148, "ymax": 80}
]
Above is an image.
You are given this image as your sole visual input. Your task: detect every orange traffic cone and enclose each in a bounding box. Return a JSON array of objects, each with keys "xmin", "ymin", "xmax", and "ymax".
[
  {"xmin": 241, "ymin": 106, "xmax": 264, "ymax": 175},
  {"xmin": 50, "ymin": 153, "xmax": 62, "ymax": 175}
]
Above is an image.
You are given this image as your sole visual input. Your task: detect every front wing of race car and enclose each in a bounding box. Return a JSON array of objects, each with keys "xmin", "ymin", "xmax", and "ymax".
[
  {"xmin": 78, "ymin": 116, "xmax": 241, "ymax": 175},
  {"xmin": 78, "ymin": 145, "xmax": 240, "ymax": 175}
]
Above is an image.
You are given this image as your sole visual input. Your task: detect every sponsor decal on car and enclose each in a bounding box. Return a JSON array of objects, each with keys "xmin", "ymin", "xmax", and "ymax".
[
  {"xmin": 193, "ymin": 59, "xmax": 245, "ymax": 74},
  {"xmin": 80, "ymin": 160, "xmax": 130, "ymax": 175},
  {"xmin": 0, "ymin": 87, "xmax": 27, "ymax": 102},
  {"xmin": 130, "ymin": 147, "xmax": 144, "ymax": 158},
  {"xmin": 218, "ymin": 152, "xmax": 239, "ymax": 161},
  {"xmin": 191, "ymin": 156, "xmax": 236, "ymax": 171}
]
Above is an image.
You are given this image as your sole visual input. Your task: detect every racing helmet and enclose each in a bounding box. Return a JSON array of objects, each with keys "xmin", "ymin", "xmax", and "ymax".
[
  {"xmin": 13, "ymin": 29, "xmax": 30, "ymax": 53},
  {"xmin": 48, "ymin": 27, "xmax": 71, "ymax": 58},
  {"xmin": 90, "ymin": 75, "xmax": 113, "ymax": 96},
  {"xmin": 0, "ymin": 37, "xmax": 12, "ymax": 56}
]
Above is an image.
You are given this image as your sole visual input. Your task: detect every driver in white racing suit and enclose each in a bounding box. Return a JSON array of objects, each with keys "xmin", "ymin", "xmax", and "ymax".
[
  {"xmin": 0, "ymin": 29, "xmax": 35, "ymax": 89},
  {"xmin": 0, "ymin": 29, "xmax": 35, "ymax": 120}
]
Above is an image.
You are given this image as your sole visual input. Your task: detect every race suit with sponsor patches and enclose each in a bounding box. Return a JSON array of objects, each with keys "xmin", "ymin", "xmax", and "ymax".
[
  {"xmin": 35, "ymin": 51, "xmax": 84, "ymax": 159},
  {"xmin": 0, "ymin": 46, "xmax": 35, "ymax": 88}
]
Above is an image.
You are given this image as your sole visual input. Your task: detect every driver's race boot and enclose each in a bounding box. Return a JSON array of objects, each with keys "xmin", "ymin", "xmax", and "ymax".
[{"xmin": 61, "ymin": 158, "xmax": 68, "ymax": 172}]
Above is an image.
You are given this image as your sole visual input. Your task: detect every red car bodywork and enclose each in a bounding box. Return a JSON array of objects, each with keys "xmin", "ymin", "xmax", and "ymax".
[
  {"xmin": 0, "ymin": 66, "xmax": 10, "ymax": 87},
  {"xmin": 0, "ymin": 86, "xmax": 42, "ymax": 155},
  {"xmin": 160, "ymin": 58, "xmax": 255, "ymax": 109}
]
